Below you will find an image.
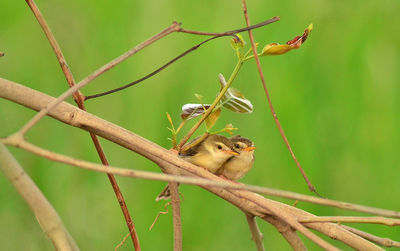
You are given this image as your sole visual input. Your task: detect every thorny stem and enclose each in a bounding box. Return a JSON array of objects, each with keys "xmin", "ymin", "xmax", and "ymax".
[{"xmin": 240, "ymin": 0, "xmax": 320, "ymax": 196}]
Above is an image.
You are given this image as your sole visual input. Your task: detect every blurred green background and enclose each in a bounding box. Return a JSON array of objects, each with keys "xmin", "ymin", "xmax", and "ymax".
[{"xmin": 1, "ymin": 0, "xmax": 399, "ymax": 250}]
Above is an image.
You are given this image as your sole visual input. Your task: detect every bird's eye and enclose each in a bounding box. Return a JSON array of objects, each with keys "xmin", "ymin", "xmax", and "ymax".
[
  {"xmin": 217, "ymin": 145, "xmax": 223, "ymax": 150},
  {"xmin": 235, "ymin": 143, "xmax": 240, "ymax": 148}
]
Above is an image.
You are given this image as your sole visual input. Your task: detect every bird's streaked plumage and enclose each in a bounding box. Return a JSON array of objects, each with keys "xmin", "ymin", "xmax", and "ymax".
[
  {"xmin": 156, "ymin": 134, "xmax": 238, "ymax": 201},
  {"xmin": 217, "ymin": 135, "xmax": 255, "ymax": 180}
]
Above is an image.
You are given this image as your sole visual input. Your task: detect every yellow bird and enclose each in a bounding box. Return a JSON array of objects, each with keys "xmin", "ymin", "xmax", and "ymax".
[
  {"xmin": 217, "ymin": 135, "xmax": 256, "ymax": 180},
  {"xmin": 156, "ymin": 134, "xmax": 239, "ymax": 201}
]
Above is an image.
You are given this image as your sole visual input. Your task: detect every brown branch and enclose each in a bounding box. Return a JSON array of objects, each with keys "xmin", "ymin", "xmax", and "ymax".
[
  {"xmin": 84, "ymin": 36, "xmax": 217, "ymax": 100},
  {"xmin": 169, "ymin": 182, "xmax": 182, "ymax": 251},
  {"xmin": 25, "ymin": 0, "xmax": 142, "ymax": 248},
  {"xmin": 25, "ymin": 0, "xmax": 82, "ymax": 104},
  {"xmin": 1, "ymin": 78, "xmax": 393, "ymax": 250},
  {"xmin": 246, "ymin": 214, "xmax": 265, "ymax": 251},
  {"xmin": 299, "ymin": 216, "xmax": 400, "ymax": 226},
  {"xmin": 177, "ymin": 17, "xmax": 279, "ymax": 36},
  {"xmin": 17, "ymin": 20, "xmax": 180, "ymax": 136},
  {"xmin": 0, "ymin": 143, "xmax": 79, "ymax": 250},
  {"xmin": 2, "ymin": 78, "xmax": 400, "ymax": 220},
  {"xmin": 84, "ymin": 17, "xmax": 280, "ymax": 101},
  {"xmin": 263, "ymin": 215, "xmax": 306, "ymax": 251},
  {"xmin": 240, "ymin": 0, "xmax": 319, "ymax": 196},
  {"xmin": 341, "ymin": 225, "xmax": 400, "ymax": 248}
]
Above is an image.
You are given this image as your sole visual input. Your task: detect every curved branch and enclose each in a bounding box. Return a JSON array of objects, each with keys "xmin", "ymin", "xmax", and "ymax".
[
  {"xmin": 0, "ymin": 78, "xmax": 393, "ymax": 250},
  {"xmin": 0, "ymin": 143, "xmax": 78, "ymax": 250}
]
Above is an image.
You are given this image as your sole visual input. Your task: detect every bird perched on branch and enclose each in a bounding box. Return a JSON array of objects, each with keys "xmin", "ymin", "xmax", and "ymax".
[
  {"xmin": 156, "ymin": 134, "xmax": 239, "ymax": 201},
  {"xmin": 217, "ymin": 135, "xmax": 256, "ymax": 180}
]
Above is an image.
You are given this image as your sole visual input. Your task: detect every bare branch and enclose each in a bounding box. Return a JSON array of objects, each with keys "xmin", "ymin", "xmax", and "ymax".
[
  {"xmin": 25, "ymin": 0, "xmax": 142, "ymax": 247},
  {"xmin": 341, "ymin": 225, "xmax": 400, "ymax": 248},
  {"xmin": 1, "ymin": 77, "xmax": 400, "ymax": 219},
  {"xmin": 84, "ymin": 17, "xmax": 280, "ymax": 101},
  {"xmin": 0, "ymin": 78, "xmax": 394, "ymax": 250},
  {"xmin": 169, "ymin": 182, "xmax": 182, "ymax": 251},
  {"xmin": 0, "ymin": 143, "xmax": 78, "ymax": 250},
  {"xmin": 25, "ymin": 0, "xmax": 82, "ymax": 102},
  {"xmin": 177, "ymin": 17, "xmax": 279, "ymax": 36},
  {"xmin": 240, "ymin": 0, "xmax": 319, "ymax": 196},
  {"xmin": 299, "ymin": 216, "xmax": 400, "ymax": 226},
  {"xmin": 17, "ymin": 21, "xmax": 180, "ymax": 136},
  {"xmin": 246, "ymin": 214, "xmax": 265, "ymax": 251},
  {"xmin": 262, "ymin": 215, "xmax": 306, "ymax": 251}
]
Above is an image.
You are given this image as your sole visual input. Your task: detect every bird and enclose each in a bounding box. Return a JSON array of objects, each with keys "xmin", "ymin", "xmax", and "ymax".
[
  {"xmin": 156, "ymin": 134, "xmax": 239, "ymax": 201},
  {"xmin": 217, "ymin": 135, "xmax": 256, "ymax": 180}
]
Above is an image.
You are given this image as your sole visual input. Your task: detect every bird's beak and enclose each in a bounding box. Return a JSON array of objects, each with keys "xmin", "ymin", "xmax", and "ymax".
[
  {"xmin": 225, "ymin": 150, "xmax": 239, "ymax": 156},
  {"xmin": 244, "ymin": 146, "xmax": 256, "ymax": 152}
]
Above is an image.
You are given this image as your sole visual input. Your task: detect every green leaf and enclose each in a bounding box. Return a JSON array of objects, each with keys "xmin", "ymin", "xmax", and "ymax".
[
  {"xmin": 230, "ymin": 34, "xmax": 246, "ymax": 50},
  {"xmin": 205, "ymin": 108, "xmax": 221, "ymax": 131}
]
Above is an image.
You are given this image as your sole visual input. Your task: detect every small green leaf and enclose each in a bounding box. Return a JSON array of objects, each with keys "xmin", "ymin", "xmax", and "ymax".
[
  {"xmin": 194, "ymin": 93, "xmax": 203, "ymax": 101},
  {"xmin": 205, "ymin": 108, "xmax": 221, "ymax": 131},
  {"xmin": 230, "ymin": 34, "xmax": 246, "ymax": 50}
]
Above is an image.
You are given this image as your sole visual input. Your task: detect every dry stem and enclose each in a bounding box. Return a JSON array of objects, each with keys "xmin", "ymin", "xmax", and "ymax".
[
  {"xmin": 240, "ymin": 0, "xmax": 318, "ymax": 195},
  {"xmin": 299, "ymin": 216, "xmax": 400, "ymax": 226},
  {"xmin": 0, "ymin": 143, "xmax": 78, "ymax": 250},
  {"xmin": 169, "ymin": 182, "xmax": 182, "ymax": 251},
  {"xmin": 341, "ymin": 225, "xmax": 400, "ymax": 248},
  {"xmin": 246, "ymin": 214, "xmax": 265, "ymax": 251},
  {"xmin": 1, "ymin": 78, "xmax": 399, "ymax": 220},
  {"xmin": 25, "ymin": 0, "xmax": 144, "ymax": 248},
  {"xmin": 1, "ymin": 78, "xmax": 396, "ymax": 250}
]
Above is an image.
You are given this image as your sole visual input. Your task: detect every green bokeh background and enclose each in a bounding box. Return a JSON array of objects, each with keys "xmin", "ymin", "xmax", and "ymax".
[{"xmin": 1, "ymin": 0, "xmax": 399, "ymax": 250}]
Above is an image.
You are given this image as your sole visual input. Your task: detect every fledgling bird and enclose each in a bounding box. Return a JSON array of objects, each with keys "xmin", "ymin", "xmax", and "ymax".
[
  {"xmin": 156, "ymin": 134, "xmax": 239, "ymax": 201},
  {"xmin": 217, "ymin": 135, "xmax": 256, "ymax": 180}
]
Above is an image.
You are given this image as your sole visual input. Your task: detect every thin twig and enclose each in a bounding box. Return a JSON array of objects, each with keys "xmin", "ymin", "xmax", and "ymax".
[
  {"xmin": 299, "ymin": 216, "xmax": 400, "ymax": 226},
  {"xmin": 169, "ymin": 182, "xmax": 182, "ymax": 251},
  {"xmin": 177, "ymin": 17, "xmax": 279, "ymax": 36},
  {"xmin": 7, "ymin": 137, "xmax": 343, "ymax": 250},
  {"xmin": 246, "ymin": 214, "xmax": 265, "ymax": 251},
  {"xmin": 3, "ymin": 133, "xmax": 397, "ymax": 219},
  {"xmin": 2, "ymin": 77, "xmax": 400, "ymax": 219},
  {"xmin": 263, "ymin": 215, "xmax": 306, "ymax": 251},
  {"xmin": 25, "ymin": 0, "xmax": 82, "ymax": 103},
  {"xmin": 0, "ymin": 143, "xmax": 79, "ymax": 250},
  {"xmin": 240, "ymin": 0, "xmax": 319, "ymax": 195},
  {"xmin": 149, "ymin": 202, "xmax": 171, "ymax": 231},
  {"xmin": 17, "ymin": 21, "xmax": 181, "ymax": 136},
  {"xmin": 25, "ymin": 0, "xmax": 141, "ymax": 248},
  {"xmin": 115, "ymin": 228, "xmax": 136, "ymax": 251},
  {"xmin": 84, "ymin": 36, "xmax": 217, "ymax": 100},
  {"xmin": 341, "ymin": 225, "xmax": 400, "ymax": 248},
  {"xmin": 84, "ymin": 17, "xmax": 280, "ymax": 101}
]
